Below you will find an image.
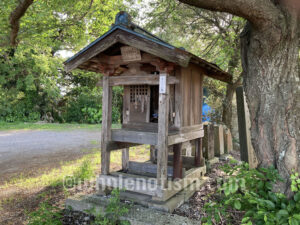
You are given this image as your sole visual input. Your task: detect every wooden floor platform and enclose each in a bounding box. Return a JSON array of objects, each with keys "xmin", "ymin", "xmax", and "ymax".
[{"xmin": 97, "ymin": 165, "xmax": 206, "ymax": 202}]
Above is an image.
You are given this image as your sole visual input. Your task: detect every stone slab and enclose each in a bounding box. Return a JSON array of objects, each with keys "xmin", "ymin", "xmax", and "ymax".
[{"xmin": 66, "ymin": 191, "xmax": 203, "ymax": 225}]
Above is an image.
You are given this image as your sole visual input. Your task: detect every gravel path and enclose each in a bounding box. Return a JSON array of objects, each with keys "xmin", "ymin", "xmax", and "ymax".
[{"xmin": 0, "ymin": 129, "xmax": 101, "ymax": 182}]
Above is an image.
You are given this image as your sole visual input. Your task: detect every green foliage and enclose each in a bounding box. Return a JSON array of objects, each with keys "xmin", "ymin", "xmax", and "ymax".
[
  {"xmin": 89, "ymin": 189, "xmax": 130, "ymax": 225},
  {"xmin": 202, "ymin": 162, "xmax": 300, "ymax": 225},
  {"xmin": 142, "ymin": 0, "xmax": 245, "ymax": 122},
  {"xmin": 0, "ymin": 0, "xmax": 126, "ymax": 124},
  {"xmin": 27, "ymin": 202, "xmax": 62, "ymax": 225}
]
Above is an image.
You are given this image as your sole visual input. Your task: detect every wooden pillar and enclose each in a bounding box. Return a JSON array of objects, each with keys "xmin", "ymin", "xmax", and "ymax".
[
  {"xmin": 101, "ymin": 75, "xmax": 112, "ymax": 175},
  {"xmin": 157, "ymin": 73, "xmax": 169, "ymax": 188},
  {"xmin": 236, "ymin": 86, "xmax": 258, "ymax": 168},
  {"xmin": 203, "ymin": 123, "xmax": 215, "ymax": 160},
  {"xmin": 195, "ymin": 138, "xmax": 205, "ymax": 166},
  {"xmin": 224, "ymin": 128, "xmax": 233, "ymax": 154},
  {"xmin": 173, "ymin": 143, "xmax": 183, "ymax": 179},
  {"xmin": 214, "ymin": 125, "xmax": 224, "ymax": 157},
  {"xmin": 122, "ymin": 148, "xmax": 129, "ymax": 171}
]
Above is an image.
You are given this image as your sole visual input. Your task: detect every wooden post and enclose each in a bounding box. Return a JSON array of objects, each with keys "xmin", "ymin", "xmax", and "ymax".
[
  {"xmin": 224, "ymin": 128, "xmax": 233, "ymax": 154},
  {"xmin": 203, "ymin": 123, "xmax": 215, "ymax": 160},
  {"xmin": 157, "ymin": 73, "xmax": 169, "ymax": 188},
  {"xmin": 173, "ymin": 143, "xmax": 183, "ymax": 179},
  {"xmin": 195, "ymin": 138, "xmax": 205, "ymax": 166},
  {"xmin": 122, "ymin": 148, "xmax": 129, "ymax": 171},
  {"xmin": 236, "ymin": 86, "xmax": 258, "ymax": 168},
  {"xmin": 214, "ymin": 125, "xmax": 224, "ymax": 157},
  {"xmin": 101, "ymin": 75, "xmax": 112, "ymax": 175}
]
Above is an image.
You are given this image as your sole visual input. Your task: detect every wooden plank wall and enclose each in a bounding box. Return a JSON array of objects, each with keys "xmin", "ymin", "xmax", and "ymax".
[{"xmin": 180, "ymin": 64, "xmax": 204, "ymax": 127}]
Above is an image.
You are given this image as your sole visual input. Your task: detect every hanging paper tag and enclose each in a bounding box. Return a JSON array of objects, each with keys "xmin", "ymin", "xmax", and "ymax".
[{"xmin": 159, "ymin": 74, "xmax": 167, "ymax": 94}]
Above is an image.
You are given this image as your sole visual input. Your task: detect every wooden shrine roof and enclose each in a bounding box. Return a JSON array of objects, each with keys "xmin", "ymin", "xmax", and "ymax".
[{"xmin": 64, "ymin": 12, "xmax": 232, "ymax": 83}]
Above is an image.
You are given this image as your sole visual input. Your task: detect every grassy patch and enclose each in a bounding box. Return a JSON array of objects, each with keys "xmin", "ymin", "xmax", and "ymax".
[
  {"xmin": 0, "ymin": 145, "xmax": 149, "ymax": 224},
  {"xmin": 1, "ymin": 145, "xmax": 149, "ymax": 190},
  {"xmin": 0, "ymin": 122, "xmax": 121, "ymax": 131}
]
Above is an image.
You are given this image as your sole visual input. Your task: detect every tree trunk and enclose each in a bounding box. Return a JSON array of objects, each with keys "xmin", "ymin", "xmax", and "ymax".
[
  {"xmin": 241, "ymin": 15, "xmax": 299, "ymax": 195},
  {"xmin": 222, "ymin": 83, "xmax": 235, "ymax": 131},
  {"xmin": 222, "ymin": 51, "xmax": 241, "ymax": 132}
]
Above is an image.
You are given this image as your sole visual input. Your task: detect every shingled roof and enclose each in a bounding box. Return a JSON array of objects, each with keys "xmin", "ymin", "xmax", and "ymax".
[{"xmin": 64, "ymin": 12, "xmax": 232, "ymax": 83}]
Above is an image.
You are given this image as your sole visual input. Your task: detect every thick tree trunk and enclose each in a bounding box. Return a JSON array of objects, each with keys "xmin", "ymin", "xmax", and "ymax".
[{"xmin": 241, "ymin": 15, "xmax": 299, "ymax": 194}]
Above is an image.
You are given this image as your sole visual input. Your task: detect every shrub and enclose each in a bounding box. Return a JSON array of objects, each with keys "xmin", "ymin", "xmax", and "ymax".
[{"xmin": 202, "ymin": 161, "xmax": 300, "ymax": 225}]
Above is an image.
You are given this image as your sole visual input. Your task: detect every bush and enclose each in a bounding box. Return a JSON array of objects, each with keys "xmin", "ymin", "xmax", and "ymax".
[{"xmin": 203, "ymin": 161, "xmax": 300, "ymax": 225}]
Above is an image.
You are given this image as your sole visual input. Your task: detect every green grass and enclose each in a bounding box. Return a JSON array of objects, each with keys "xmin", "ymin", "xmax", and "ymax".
[
  {"xmin": 0, "ymin": 122, "xmax": 121, "ymax": 131},
  {"xmin": 1, "ymin": 145, "xmax": 149, "ymax": 190}
]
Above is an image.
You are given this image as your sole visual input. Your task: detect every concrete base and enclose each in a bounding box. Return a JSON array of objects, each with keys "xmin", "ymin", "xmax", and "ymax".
[
  {"xmin": 66, "ymin": 192, "xmax": 201, "ymax": 225},
  {"xmin": 118, "ymin": 176, "xmax": 208, "ymax": 212}
]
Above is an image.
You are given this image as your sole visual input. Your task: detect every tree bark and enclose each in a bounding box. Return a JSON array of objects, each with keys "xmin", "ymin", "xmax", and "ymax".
[
  {"xmin": 179, "ymin": 0, "xmax": 300, "ymax": 194},
  {"xmin": 241, "ymin": 16, "xmax": 299, "ymax": 195},
  {"xmin": 9, "ymin": 0, "xmax": 34, "ymax": 47}
]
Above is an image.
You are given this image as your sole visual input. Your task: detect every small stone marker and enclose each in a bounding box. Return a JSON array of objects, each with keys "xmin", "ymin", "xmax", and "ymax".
[
  {"xmin": 224, "ymin": 127, "xmax": 233, "ymax": 154},
  {"xmin": 214, "ymin": 125, "xmax": 224, "ymax": 156},
  {"xmin": 203, "ymin": 123, "xmax": 215, "ymax": 160}
]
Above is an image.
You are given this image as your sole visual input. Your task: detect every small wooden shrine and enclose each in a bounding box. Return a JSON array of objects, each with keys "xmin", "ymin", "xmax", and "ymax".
[{"xmin": 64, "ymin": 12, "xmax": 232, "ymax": 207}]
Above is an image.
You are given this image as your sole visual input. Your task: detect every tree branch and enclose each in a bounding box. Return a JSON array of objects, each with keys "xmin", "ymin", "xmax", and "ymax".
[
  {"xmin": 9, "ymin": 0, "xmax": 34, "ymax": 47},
  {"xmin": 178, "ymin": 0, "xmax": 280, "ymax": 28}
]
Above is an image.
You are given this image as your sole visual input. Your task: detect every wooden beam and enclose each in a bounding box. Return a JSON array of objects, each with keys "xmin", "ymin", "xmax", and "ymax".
[
  {"xmin": 173, "ymin": 143, "xmax": 183, "ymax": 179},
  {"xmin": 96, "ymin": 75, "xmax": 179, "ymax": 87},
  {"xmin": 157, "ymin": 73, "xmax": 170, "ymax": 188},
  {"xmin": 90, "ymin": 52, "xmax": 163, "ymax": 66},
  {"xmin": 168, "ymin": 129, "xmax": 204, "ymax": 145},
  {"xmin": 101, "ymin": 76, "xmax": 112, "ymax": 175},
  {"xmin": 111, "ymin": 129, "xmax": 157, "ymax": 145},
  {"xmin": 128, "ymin": 161, "xmax": 174, "ymax": 177},
  {"xmin": 106, "ymin": 141, "xmax": 140, "ymax": 151}
]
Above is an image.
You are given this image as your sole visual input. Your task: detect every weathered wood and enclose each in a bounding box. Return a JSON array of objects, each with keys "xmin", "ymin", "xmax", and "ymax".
[
  {"xmin": 174, "ymin": 67, "xmax": 182, "ymax": 128},
  {"xmin": 152, "ymin": 166, "xmax": 206, "ymax": 202},
  {"xmin": 122, "ymin": 148, "xmax": 129, "ymax": 171},
  {"xmin": 236, "ymin": 87, "xmax": 258, "ymax": 168},
  {"xmin": 107, "ymin": 141, "xmax": 139, "ymax": 151},
  {"xmin": 101, "ymin": 76, "xmax": 112, "ymax": 175},
  {"xmin": 168, "ymin": 155, "xmax": 200, "ymax": 168},
  {"xmin": 157, "ymin": 73, "xmax": 170, "ymax": 188},
  {"xmin": 111, "ymin": 129, "xmax": 157, "ymax": 145},
  {"xmin": 214, "ymin": 125, "xmax": 224, "ymax": 157},
  {"xmin": 64, "ymin": 30, "xmax": 121, "ymax": 72},
  {"xmin": 117, "ymin": 30, "xmax": 190, "ymax": 68},
  {"xmin": 98, "ymin": 174, "xmax": 163, "ymax": 197},
  {"xmin": 223, "ymin": 127, "xmax": 233, "ymax": 154},
  {"xmin": 203, "ymin": 123, "xmax": 215, "ymax": 160},
  {"xmin": 195, "ymin": 138, "xmax": 205, "ymax": 167},
  {"xmin": 122, "ymin": 86, "xmax": 130, "ymax": 124},
  {"xmin": 122, "ymin": 122, "xmax": 158, "ymax": 132},
  {"xmin": 96, "ymin": 75, "xmax": 179, "ymax": 87},
  {"xmin": 128, "ymin": 161, "xmax": 174, "ymax": 177},
  {"xmin": 168, "ymin": 129, "xmax": 204, "ymax": 145},
  {"xmin": 173, "ymin": 143, "xmax": 183, "ymax": 179}
]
